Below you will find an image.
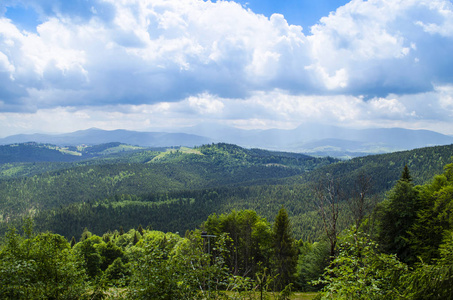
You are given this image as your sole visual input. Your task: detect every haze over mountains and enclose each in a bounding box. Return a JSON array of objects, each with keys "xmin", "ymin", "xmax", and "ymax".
[
  {"xmin": 1, "ymin": 124, "xmax": 453, "ymax": 158},
  {"xmin": 0, "ymin": 129, "xmax": 211, "ymax": 149}
]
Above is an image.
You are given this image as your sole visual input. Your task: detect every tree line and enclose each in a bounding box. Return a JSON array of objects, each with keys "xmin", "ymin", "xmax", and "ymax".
[
  {"xmin": 2, "ymin": 160, "xmax": 453, "ymax": 298},
  {"xmin": 314, "ymin": 162, "xmax": 453, "ymax": 299},
  {"xmin": 1, "ymin": 208, "xmax": 298, "ymax": 299}
]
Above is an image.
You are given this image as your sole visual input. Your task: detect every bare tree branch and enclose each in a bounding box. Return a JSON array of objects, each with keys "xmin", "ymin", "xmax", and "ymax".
[{"xmin": 313, "ymin": 174, "xmax": 343, "ymax": 259}]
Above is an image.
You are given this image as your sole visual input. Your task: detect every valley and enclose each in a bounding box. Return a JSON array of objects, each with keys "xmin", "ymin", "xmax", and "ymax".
[{"xmin": 1, "ymin": 140, "xmax": 453, "ymax": 299}]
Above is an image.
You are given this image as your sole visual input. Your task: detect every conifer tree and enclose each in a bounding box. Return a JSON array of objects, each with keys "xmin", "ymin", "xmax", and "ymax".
[
  {"xmin": 410, "ymin": 162, "xmax": 453, "ymax": 262},
  {"xmin": 401, "ymin": 164, "xmax": 412, "ymax": 182},
  {"xmin": 378, "ymin": 165, "xmax": 419, "ymax": 262},
  {"xmin": 133, "ymin": 232, "xmax": 139, "ymax": 245},
  {"xmin": 137, "ymin": 224, "xmax": 144, "ymax": 235},
  {"xmin": 272, "ymin": 207, "xmax": 297, "ymax": 291}
]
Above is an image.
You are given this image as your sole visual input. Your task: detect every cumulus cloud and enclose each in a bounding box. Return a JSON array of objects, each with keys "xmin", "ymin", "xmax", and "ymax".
[
  {"xmin": 3, "ymin": 83, "xmax": 453, "ymax": 137},
  {"xmin": 1, "ymin": 0, "xmax": 453, "ymax": 135},
  {"xmin": 1, "ymin": 0, "xmax": 313, "ymax": 111},
  {"xmin": 307, "ymin": 0, "xmax": 453, "ymax": 95}
]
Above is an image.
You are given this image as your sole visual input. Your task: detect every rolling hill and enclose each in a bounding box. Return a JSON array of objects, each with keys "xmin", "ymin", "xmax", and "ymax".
[
  {"xmin": 179, "ymin": 123, "xmax": 453, "ymax": 157},
  {"xmin": 2, "ymin": 124, "xmax": 453, "ymax": 158},
  {"xmin": 1, "ymin": 141, "xmax": 453, "ymax": 241}
]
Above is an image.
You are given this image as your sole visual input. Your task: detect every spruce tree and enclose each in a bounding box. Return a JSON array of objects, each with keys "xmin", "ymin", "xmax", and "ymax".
[
  {"xmin": 410, "ymin": 162, "xmax": 453, "ymax": 262},
  {"xmin": 133, "ymin": 232, "xmax": 139, "ymax": 245},
  {"xmin": 272, "ymin": 207, "xmax": 297, "ymax": 291},
  {"xmin": 377, "ymin": 165, "xmax": 419, "ymax": 263},
  {"xmin": 137, "ymin": 224, "xmax": 144, "ymax": 235},
  {"xmin": 401, "ymin": 164, "xmax": 412, "ymax": 182}
]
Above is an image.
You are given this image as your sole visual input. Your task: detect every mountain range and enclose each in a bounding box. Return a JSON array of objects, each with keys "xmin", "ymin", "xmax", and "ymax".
[
  {"xmin": 1, "ymin": 124, "xmax": 453, "ymax": 158},
  {"xmin": 0, "ymin": 128, "xmax": 211, "ymax": 148}
]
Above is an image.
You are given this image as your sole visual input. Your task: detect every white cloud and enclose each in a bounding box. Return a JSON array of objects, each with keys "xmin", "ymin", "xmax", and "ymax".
[
  {"xmin": 307, "ymin": 0, "xmax": 453, "ymax": 94},
  {"xmin": 0, "ymin": 0, "xmax": 311, "ymax": 111},
  {"xmin": 1, "ymin": 0, "xmax": 453, "ymax": 136},
  {"xmin": 0, "ymin": 50, "xmax": 15, "ymax": 74},
  {"xmin": 436, "ymin": 84, "xmax": 453, "ymax": 113},
  {"xmin": 305, "ymin": 64, "xmax": 348, "ymax": 90},
  {"xmin": 369, "ymin": 98, "xmax": 408, "ymax": 116},
  {"xmin": 3, "ymin": 83, "xmax": 453, "ymax": 137},
  {"xmin": 415, "ymin": 1, "xmax": 453, "ymax": 37},
  {"xmin": 187, "ymin": 93, "xmax": 225, "ymax": 115}
]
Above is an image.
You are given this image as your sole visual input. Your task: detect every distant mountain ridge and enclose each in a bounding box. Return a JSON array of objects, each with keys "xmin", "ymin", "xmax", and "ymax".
[
  {"xmin": 177, "ymin": 123, "xmax": 453, "ymax": 157},
  {"xmin": 0, "ymin": 128, "xmax": 213, "ymax": 147},
  {"xmin": 1, "ymin": 124, "xmax": 452, "ymax": 158}
]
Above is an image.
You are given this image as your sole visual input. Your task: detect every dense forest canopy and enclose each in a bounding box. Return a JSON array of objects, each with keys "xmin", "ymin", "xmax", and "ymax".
[
  {"xmin": 0, "ymin": 142, "xmax": 336, "ymax": 238},
  {"xmin": 1, "ymin": 161, "xmax": 453, "ymax": 299},
  {"xmin": 1, "ymin": 142, "xmax": 452, "ymax": 240},
  {"xmin": 1, "ymin": 141, "xmax": 453, "ymax": 298}
]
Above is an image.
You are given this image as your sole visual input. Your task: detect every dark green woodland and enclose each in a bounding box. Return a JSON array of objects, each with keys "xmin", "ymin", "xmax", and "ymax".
[{"xmin": 1, "ymin": 142, "xmax": 453, "ymax": 299}]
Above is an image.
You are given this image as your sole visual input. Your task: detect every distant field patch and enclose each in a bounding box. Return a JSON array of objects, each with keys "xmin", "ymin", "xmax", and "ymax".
[
  {"xmin": 151, "ymin": 147, "xmax": 203, "ymax": 162},
  {"xmin": 58, "ymin": 148, "xmax": 82, "ymax": 156}
]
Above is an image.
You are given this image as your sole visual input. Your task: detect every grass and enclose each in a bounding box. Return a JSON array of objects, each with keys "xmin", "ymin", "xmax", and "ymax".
[
  {"xmin": 102, "ymin": 288, "xmax": 318, "ymax": 299},
  {"xmin": 151, "ymin": 146, "xmax": 203, "ymax": 161},
  {"xmin": 222, "ymin": 291, "xmax": 318, "ymax": 300},
  {"xmin": 292, "ymin": 292, "xmax": 318, "ymax": 299}
]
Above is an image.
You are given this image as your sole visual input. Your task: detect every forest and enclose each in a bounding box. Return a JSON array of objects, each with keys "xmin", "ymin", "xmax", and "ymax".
[{"xmin": 1, "ymin": 142, "xmax": 453, "ymax": 298}]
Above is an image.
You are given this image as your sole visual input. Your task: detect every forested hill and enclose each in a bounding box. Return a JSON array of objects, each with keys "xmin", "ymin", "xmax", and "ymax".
[
  {"xmin": 290, "ymin": 142, "xmax": 453, "ymax": 189},
  {"xmin": 1, "ymin": 142, "xmax": 452, "ymax": 241},
  {"xmin": 0, "ymin": 142, "xmax": 331, "ymax": 178},
  {"xmin": 0, "ymin": 143, "xmax": 334, "ymax": 232},
  {"xmin": 0, "ymin": 142, "xmax": 149, "ymax": 164}
]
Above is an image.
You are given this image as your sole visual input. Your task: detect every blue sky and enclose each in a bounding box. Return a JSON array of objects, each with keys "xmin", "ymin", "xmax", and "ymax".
[
  {"xmin": 1, "ymin": 0, "xmax": 453, "ymax": 137},
  {"xmin": 237, "ymin": 0, "xmax": 351, "ymax": 33}
]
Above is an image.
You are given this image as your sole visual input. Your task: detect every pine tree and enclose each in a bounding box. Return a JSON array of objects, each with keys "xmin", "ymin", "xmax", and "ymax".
[
  {"xmin": 409, "ymin": 162, "xmax": 453, "ymax": 262},
  {"xmin": 133, "ymin": 232, "xmax": 139, "ymax": 245},
  {"xmin": 401, "ymin": 164, "xmax": 412, "ymax": 182},
  {"xmin": 272, "ymin": 207, "xmax": 297, "ymax": 291},
  {"xmin": 137, "ymin": 224, "xmax": 144, "ymax": 235},
  {"xmin": 377, "ymin": 165, "xmax": 419, "ymax": 263}
]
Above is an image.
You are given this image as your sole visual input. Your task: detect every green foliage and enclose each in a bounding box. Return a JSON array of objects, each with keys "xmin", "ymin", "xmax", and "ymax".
[
  {"xmin": 0, "ymin": 142, "xmax": 81, "ymax": 164},
  {"xmin": 0, "ymin": 227, "xmax": 88, "ymax": 299},
  {"xmin": 317, "ymin": 162, "xmax": 453, "ymax": 299},
  {"xmin": 317, "ymin": 227, "xmax": 453, "ymax": 300},
  {"xmin": 402, "ymin": 230, "xmax": 453, "ymax": 300},
  {"xmin": 96, "ymin": 241, "xmax": 124, "ymax": 271},
  {"xmin": 104, "ymin": 257, "xmax": 130, "ymax": 284},
  {"xmin": 0, "ymin": 143, "xmax": 333, "ymax": 238},
  {"xmin": 278, "ymin": 283, "xmax": 294, "ymax": 300},
  {"xmin": 272, "ymin": 207, "xmax": 298, "ymax": 291},
  {"xmin": 409, "ymin": 162, "xmax": 453, "ymax": 263},
  {"xmin": 127, "ymin": 230, "xmax": 228, "ymax": 299},
  {"xmin": 296, "ymin": 241, "xmax": 330, "ymax": 292},
  {"xmin": 3, "ymin": 142, "xmax": 453, "ymax": 244},
  {"xmin": 73, "ymin": 235, "xmax": 103, "ymax": 279},
  {"xmin": 3, "ymin": 143, "xmax": 453, "ymax": 298},
  {"xmin": 376, "ymin": 166, "xmax": 420, "ymax": 263},
  {"xmin": 204, "ymin": 209, "xmax": 273, "ymax": 279},
  {"xmin": 315, "ymin": 229, "xmax": 408, "ymax": 300}
]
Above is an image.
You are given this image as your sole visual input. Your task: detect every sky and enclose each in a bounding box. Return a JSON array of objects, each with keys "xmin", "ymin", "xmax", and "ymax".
[{"xmin": 1, "ymin": 0, "xmax": 453, "ymax": 137}]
